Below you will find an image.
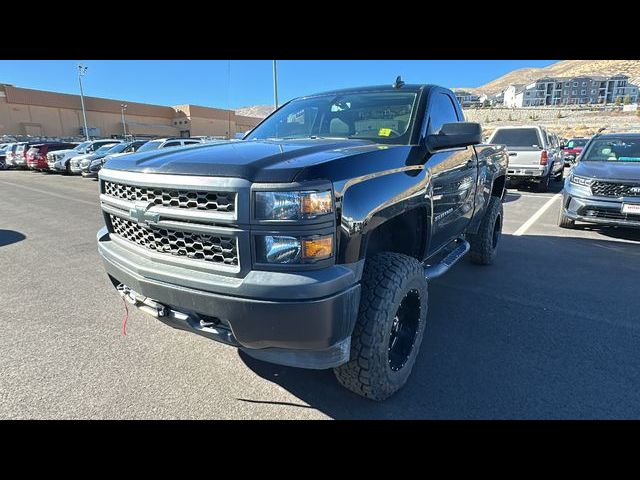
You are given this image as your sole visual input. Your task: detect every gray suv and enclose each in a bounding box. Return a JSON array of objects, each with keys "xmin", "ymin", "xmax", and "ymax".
[{"xmin": 559, "ymin": 132, "xmax": 640, "ymax": 229}]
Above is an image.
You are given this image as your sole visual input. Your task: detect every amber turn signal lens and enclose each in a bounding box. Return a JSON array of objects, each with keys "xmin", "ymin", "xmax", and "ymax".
[
  {"xmin": 300, "ymin": 191, "xmax": 332, "ymax": 216},
  {"xmin": 302, "ymin": 235, "xmax": 333, "ymax": 260}
]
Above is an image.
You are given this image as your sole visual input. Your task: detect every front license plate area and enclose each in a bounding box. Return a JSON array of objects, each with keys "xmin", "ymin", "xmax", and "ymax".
[{"xmin": 622, "ymin": 203, "xmax": 640, "ymax": 215}]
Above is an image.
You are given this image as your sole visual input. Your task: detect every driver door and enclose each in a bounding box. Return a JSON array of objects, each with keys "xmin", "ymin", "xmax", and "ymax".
[{"xmin": 424, "ymin": 91, "xmax": 478, "ymax": 256}]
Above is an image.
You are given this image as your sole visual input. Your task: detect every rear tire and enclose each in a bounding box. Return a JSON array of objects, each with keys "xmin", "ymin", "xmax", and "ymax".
[
  {"xmin": 468, "ymin": 196, "xmax": 503, "ymax": 265},
  {"xmin": 536, "ymin": 171, "xmax": 550, "ymax": 192},
  {"xmin": 334, "ymin": 252, "xmax": 428, "ymax": 401},
  {"xmin": 554, "ymin": 165, "xmax": 564, "ymax": 182}
]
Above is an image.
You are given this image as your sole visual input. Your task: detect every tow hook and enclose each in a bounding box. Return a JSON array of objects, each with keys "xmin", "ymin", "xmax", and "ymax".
[
  {"xmin": 116, "ymin": 284, "xmax": 136, "ymax": 304},
  {"xmin": 116, "ymin": 283, "xmax": 167, "ymax": 318}
]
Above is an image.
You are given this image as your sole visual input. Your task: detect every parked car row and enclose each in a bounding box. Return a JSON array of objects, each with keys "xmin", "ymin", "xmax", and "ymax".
[{"xmin": 0, "ymin": 136, "xmax": 210, "ymax": 177}]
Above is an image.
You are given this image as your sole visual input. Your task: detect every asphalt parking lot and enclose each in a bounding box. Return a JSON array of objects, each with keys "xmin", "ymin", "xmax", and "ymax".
[{"xmin": 1, "ymin": 169, "xmax": 640, "ymax": 419}]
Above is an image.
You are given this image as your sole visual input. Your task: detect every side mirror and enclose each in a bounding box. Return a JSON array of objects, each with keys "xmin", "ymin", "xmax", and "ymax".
[
  {"xmin": 426, "ymin": 122, "xmax": 482, "ymax": 151},
  {"xmin": 560, "ymin": 143, "xmax": 565, "ymax": 149}
]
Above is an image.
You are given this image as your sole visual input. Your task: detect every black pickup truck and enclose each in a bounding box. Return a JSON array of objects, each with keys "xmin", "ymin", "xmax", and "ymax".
[{"xmin": 96, "ymin": 81, "xmax": 508, "ymax": 400}]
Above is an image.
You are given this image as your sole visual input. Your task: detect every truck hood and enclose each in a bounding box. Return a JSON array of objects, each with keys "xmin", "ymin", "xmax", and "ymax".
[
  {"xmin": 103, "ymin": 138, "xmax": 385, "ymax": 182},
  {"xmin": 574, "ymin": 161, "xmax": 640, "ymax": 182}
]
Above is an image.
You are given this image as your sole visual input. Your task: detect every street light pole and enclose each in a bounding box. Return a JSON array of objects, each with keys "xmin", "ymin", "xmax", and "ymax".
[
  {"xmin": 121, "ymin": 104, "xmax": 128, "ymax": 138},
  {"xmin": 77, "ymin": 64, "xmax": 89, "ymax": 140},
  {"xmin": 272, "ymin": 60, "xmax": 279, "ymax": 111}
]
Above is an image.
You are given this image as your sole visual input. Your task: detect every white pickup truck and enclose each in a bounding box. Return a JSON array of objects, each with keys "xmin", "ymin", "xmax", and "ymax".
[{"xmin": 488, "ymin": 125, "xmax": 564, "ymax": 192}]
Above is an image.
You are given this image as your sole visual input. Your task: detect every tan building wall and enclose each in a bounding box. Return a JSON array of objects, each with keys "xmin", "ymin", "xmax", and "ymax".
[{"xmin": 0, "ymin": 84, "xmax": 263, "ymax": 139}]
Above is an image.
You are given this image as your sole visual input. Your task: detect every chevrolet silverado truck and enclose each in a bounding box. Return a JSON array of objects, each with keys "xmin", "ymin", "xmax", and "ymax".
[{"xmin": 97, "ymin": 82, "xmax": 508, "ymax": 400}]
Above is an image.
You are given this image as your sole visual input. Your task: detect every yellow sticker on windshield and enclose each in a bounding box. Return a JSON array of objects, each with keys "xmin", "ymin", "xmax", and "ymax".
[{"xmin": 378, "ymin": 128, "xmax": 391, "ymax": 137}]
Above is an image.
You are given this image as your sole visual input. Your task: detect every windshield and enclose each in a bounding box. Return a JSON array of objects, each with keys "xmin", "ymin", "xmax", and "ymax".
[
  {"xmin": 137, "ymin": 140, "xmax": 163, "ymax": 152},
  {"xmin": 106, "ymin": 143, "xmax": 130, "ymax": 154},
  {"xmin": 74, "ymin": 141, "xmax": 91, "ymax": 151},
  {"xmin": 567, "ymin": 139, "xmax": 587, "ymax": 149},
  {"xmin": 95, "ymin": 144, "xmax": 118, "ymax": 154},
  {"xmin": 491, "ymin": 128, "xmax": 541, "ymax": 148},
  {"xmin": 246, "ymin": 92, "xmax": 418, "ymax": 144},
  {"xmin": 581, "ymin": 138, "xmax": 640, "ymax": 163}
]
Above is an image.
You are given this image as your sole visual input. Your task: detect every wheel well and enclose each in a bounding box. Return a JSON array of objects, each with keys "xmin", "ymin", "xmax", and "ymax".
[
  {"xmin": 364, "ymin": 208, "xmax": 427, "ymax": 260},
  {"xmin": 491, "ymin": 175, "xmax": 506, "ymax": 199}
]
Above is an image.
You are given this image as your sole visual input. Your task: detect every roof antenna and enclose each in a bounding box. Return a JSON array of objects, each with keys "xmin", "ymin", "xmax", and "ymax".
[
  {"xmin": 596, "ymin": 126, "xmax": 607, "ymax": 135},
  {"xmin": 393, "ymin": 75, "xmax": 405, "ymax": 89}
]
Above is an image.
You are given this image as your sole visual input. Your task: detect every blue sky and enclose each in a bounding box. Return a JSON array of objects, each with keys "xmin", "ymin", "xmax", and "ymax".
[{"xmin": 0, "ymin": 60, "xmax": 556, "ymax": 109}]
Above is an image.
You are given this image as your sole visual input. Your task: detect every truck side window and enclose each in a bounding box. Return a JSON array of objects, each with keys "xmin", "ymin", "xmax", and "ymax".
[{"xmin": 428, "ymin": 93, "xmax": 459, "ymax": 135}]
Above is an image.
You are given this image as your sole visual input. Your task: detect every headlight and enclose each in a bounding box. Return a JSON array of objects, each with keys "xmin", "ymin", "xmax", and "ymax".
[
  {"xmin": 256, "ymin": 234, "xmax": 333, "ymax": 264},
  {"xmin": 570, "ymin": 174, "xmax": 594, "ymax": 187},
  {"xmin": 255, "ymin": 190, "xmax": 332, "ymax": 221}
]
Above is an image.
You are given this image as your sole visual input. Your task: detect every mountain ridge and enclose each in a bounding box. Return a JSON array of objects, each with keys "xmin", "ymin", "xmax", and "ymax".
[{"xmin": 470, "ymin": 60, "xmax": 640, "ymax": 96}]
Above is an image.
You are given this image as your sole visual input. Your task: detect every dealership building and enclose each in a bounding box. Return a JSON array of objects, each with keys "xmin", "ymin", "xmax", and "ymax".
[{"xmin": 0, "ymin": 83, "xmax": 264, "ymax": 139}]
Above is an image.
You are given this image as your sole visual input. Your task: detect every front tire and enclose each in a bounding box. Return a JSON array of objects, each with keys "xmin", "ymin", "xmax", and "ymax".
[
  {"xmin": 558, "ymin": 206, "xmax": 575, "ymax": 229},
  {"xmin": 334, "ymin": 252, "xmax": 428, "ymax": 401},
  {"xmin": 468, "ymin": 196, "xmax": 503, "ymax": 265}
]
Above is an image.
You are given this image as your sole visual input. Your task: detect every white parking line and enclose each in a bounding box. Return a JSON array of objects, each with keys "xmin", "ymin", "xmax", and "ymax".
[
  {"xmin": 0, "ymin": 179, "xmax": 96, "ymax": 206},
  {"xmin": 512, "ymin": 193, "xmax": 562, "ymax": 236}
]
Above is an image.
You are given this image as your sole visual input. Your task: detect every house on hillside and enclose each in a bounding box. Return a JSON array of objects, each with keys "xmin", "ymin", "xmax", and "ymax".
[
  {"xmin": 501, "ymin": 74, "xmax": 638, "ymax": 107},
  {"xmin": 479, "ymin": 92, "xmax": 504, "ymax": 107},
  {"xmin": 453, "ymin": 90, "xmax": 482, "ymax": 108}
]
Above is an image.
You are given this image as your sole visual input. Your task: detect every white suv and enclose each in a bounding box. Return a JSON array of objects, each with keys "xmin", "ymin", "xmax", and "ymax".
[
  {"xmin": 135, "ymin": 138, "xmax": 204, "ymax": 153},
  {"xmin": 49, "ymin": 139, "xmax": 123, "ymax": 173}
]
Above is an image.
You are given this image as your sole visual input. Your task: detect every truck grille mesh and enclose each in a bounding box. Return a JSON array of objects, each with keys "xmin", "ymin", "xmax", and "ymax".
[
  {"xmin": 110, "ymin": 214, "xmax": 238, "ymax": 265},
  {"xmin": 591, "ymin": 181, "xmax": 640, "ymax": 198},
  {"xmin": 104, "ymin": 181, "xmax": 235, "ymax": 212}
]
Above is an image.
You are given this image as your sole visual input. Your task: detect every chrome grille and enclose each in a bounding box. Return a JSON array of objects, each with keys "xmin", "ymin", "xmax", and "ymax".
[
  {"xmin": 591, "ymin": 181, "xmax": 640, "ymax": 198},
  {"xmin": 109, "ymin": 214, "xmax": 238, "ymax": 266},
  {"xmin": 104, "ymin": 181, "xmax": 235, "ymax": 212}
]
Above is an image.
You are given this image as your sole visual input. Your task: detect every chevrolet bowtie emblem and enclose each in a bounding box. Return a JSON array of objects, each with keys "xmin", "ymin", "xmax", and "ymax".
[{"xmin": 130, "ymin": 201, "xmax": 160, "ymax": 227}]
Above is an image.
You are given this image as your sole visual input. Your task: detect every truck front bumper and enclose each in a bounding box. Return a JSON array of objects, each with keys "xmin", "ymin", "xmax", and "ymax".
[
  {"xmin": 561, "ymin": 183, "xmax": 640, "ymax": 228},
  {"xmin": 97, "ymin": 227, "xmax": 362, "ymax": 369}
]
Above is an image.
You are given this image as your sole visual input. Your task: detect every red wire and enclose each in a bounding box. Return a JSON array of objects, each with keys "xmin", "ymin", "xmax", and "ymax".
[{"xmin": 121, "ymin": 297, "xmax": 129, "ymax": 336}]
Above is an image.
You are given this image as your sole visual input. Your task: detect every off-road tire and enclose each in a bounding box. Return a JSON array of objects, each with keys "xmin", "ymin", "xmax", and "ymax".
[
  {"xmin": 558, "ymin": 206, "xmax": 575, "ymax": 229},
  {"xmin": 536, "ymin": 171, "xmax": 551, "ymax": 192},
  {"xmin": 65, "ymin": 161, "xmax": 71, "ymax": 175},
  {"xmin": 334, "ymin": 252, "xmax": 428, "ymax": 401},
  {"xmin": 468, "ymin": 196, "xmax": 503, "ymax": 265}
]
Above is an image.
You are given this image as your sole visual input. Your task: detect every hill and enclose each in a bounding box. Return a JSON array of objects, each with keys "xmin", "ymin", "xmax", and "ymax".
[
  {"xmin": 235, "ymin": 105, "xmax": 274, "ymax": 118},
  {"xmin": 472, "ymin": 60, "xmax": 640, "ymax": 96}
]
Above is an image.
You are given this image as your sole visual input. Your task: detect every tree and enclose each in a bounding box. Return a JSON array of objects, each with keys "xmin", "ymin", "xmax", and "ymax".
[
  {"xmin": 624, "ymin": 95, "xmax": 632, "ymax": 105},
  {"xmin": 615, "ymin": 96, "xmax": 623, "ymax": 106}
]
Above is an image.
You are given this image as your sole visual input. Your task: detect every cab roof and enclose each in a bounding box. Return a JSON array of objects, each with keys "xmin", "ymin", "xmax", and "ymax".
[{"xmin": 300, "ymin": 84, "xmax": 436, "ymax": 99}]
